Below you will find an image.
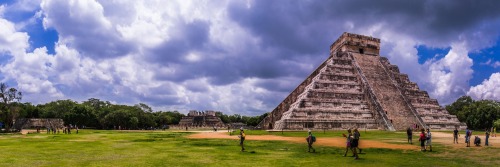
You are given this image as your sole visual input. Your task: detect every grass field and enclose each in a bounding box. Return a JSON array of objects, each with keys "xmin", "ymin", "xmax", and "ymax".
[{"xmin": 0, "ymin": 129, "xmax": 498, "ymax": 167}]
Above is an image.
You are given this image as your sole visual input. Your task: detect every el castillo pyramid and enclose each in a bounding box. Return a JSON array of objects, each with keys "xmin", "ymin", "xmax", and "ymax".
[{"xmin": 258, "ymin": 32, "xmax": 466, "ymax": 131}]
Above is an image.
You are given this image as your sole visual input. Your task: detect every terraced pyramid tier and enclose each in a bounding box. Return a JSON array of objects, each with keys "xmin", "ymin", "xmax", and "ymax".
[{"xmin": 258, "ymin": 32, "xmax": 466, "ymax": 131}]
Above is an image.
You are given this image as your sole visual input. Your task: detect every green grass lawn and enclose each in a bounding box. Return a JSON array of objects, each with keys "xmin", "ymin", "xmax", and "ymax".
[{"xmin": 0, "ymin": 130, "xmax": 498, "ymax": 167}]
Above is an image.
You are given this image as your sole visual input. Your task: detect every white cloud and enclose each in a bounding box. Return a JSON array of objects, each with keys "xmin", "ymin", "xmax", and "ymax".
[
  {"xmin": 467, "ymin": 72, "xmax": 500, "ymax": 101},
  {"xmin": 1, "ymin": 0, "xmax": 500, "ymax": 115},
  {"xmin": 0, "ymin": 17, "xmax": 29, "ymax": 56},
  {"xmin": 494, "ymin": 61, "xmax": 500, "ymax": 68},
  {"xmin": 423, "ymin": 42, "xmax": 473, "ymax": 104}
]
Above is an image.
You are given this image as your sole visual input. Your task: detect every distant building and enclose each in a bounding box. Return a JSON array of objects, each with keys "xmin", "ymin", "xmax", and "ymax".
[
  {"xmin": 13, "ymin": 118, "xmax": 65, "ymax": 130},
  {"xmin": 178, "ymin": 110, "xmax": 225, "ymax": 127}
]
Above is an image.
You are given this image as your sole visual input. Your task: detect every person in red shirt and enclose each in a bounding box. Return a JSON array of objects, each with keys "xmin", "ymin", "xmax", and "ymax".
[{"xmin": 419, "ymin": 129, "xmax": 426, "ymax": 151}]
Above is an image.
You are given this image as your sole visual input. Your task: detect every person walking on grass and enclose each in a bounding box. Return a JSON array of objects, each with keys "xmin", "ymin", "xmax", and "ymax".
[
  {"xmin": 426, "ymin": 128, "xmax": 432, "ymax": 152},
  {"xmin": 419, "ymin": 129, "xmax": 426, "ymax": 151},
  {"xmin": 485, "ymin": 128, "xmax": 490, "ymax": 146},
  {"xmin": 306, "ymin": 130, "xmax": 316, "ymax": 153},
  {"xmin": 355, "ymin": 128, "xmax": 362, "ymax": 154},
  {"xmin": 239, "ymin": 127, "xmax": 246, "ymax": 152},
  {"xmin": 343, "ymin": 129, "xmax": 352, "ymax": 157},
  {"xmin": 407, "ymin": 127, "xmax": 413, "ymax": 144},
  {"xmin": 453, "ymin": 128, "xmax": 460, "ymax": 144},
  {"xmin": 351, "ymin": 128, "xmax": 360, "ymax": 160}
]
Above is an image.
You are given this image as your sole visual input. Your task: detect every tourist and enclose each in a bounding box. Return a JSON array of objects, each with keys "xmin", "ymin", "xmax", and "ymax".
[
  {"xmin": 76, "ymin": 126, "xmax": 79, "ymax": 134},
  {"xmin": 355, "ymin": 128, "xmax": 362, "ymax": 154},
  {"xmin": 306, "ymin": 130, "xmax": 316, "ymax": 153},
  {"xmin": 485, "ymin": 128, "xmax": 490, "ymax": 146},
  {"xmin": 474, "ymin": 136, "xmax": 481, "ymax": 146},
  {"xmin": 185, "ymin": 126, "xmax": 188, "ymax": 131},
  {"xmin": 406, "ymin": 127, "xmax": 413, "ymax": 144},
  {"xmin": 453, "ymin": 128, "xmax": 460, "ymax": 144},
  {"xmin": 351, "ymin": 128, "xmax": 360, "ymax": 159},
  {"xmin": 239, "ymin": 127, "xmax": 246, "ymax": 152},
  {"xmin": 465, "ymin": 128, "xmax": 471, "ymax": 147},
  {"xmin": 343, "ymin": 129, "xmax": 352, "ymax": 157},
  {"xmin": 419, "ymin": 129, "xmax": 426, "ymax": 151},
  {"xmin": 426, "ymin": 128, "xmax": 432, "ymax": 152}
]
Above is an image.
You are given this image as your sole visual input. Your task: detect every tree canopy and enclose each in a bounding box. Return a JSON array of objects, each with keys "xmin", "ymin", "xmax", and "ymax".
[{"xmin": 446, "ymin": 96, "xmax": 500, "ymax": 130}]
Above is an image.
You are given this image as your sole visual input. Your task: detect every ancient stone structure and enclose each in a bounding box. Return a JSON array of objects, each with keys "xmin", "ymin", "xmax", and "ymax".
[
  {"xmin": 258, "ymin": 32, "xmax": 466, "ymax": 131},
  {"xmin": 13, "ymin": 118, "xmax": 65, "ymax": 130},
  {"xmin": 178, "ymin": 110, "xmax": 225, "ymax": 127}
]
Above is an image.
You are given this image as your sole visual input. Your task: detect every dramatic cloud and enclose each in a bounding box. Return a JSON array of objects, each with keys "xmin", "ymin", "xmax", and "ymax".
[
  {"xmin": 0, "ymin": 0, "xmax": 499, "ymax": 115},
  {"xmin": 467, "ymin": 72, "xmax": 500, "ymax": 101},
  {"xmin": 0, "ymin": 13, "xmax": 29, "ymax": 56}
]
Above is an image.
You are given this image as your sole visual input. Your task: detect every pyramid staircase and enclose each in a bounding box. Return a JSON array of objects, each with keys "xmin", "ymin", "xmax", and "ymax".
[{"xmin": 258, "ymin": 32, "xmax": 465, "ymax": 131}]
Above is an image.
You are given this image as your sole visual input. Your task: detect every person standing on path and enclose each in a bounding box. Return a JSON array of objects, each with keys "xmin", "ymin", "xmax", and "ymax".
[
  {"xmin": 465, "ymin": 128, "xmax": 471, "ymax": 147},
  {"xmin": 426, "ymin": 128, "xmax": 432, "ymax": 152},
  {"xmin": 239, "ymin": 127, "xmax": 246, "ymax": 152},
  {"xmin": 343, "ymin": 129, "xmax": 352, "ymax": 157},
  {"xmin": 485, "ymin": 128, "xmax": 490, "ymax": 146},
  {"xmin": 419, "ymin": 129, "xmax": 426, "ymax": 151},
  {"xmin": 407, "ymin": 127, "xmax": 413, "ymax": 144},
  {"xmin": 453, "ymin": 128, "xmax": 460, "ymax": 144},
  {"xmin": 306, "ymin": 130, "xmax": 316, "ymax": 153}
]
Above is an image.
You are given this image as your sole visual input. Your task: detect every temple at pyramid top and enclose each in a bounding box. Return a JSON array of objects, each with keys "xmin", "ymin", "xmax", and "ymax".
[{"xmin": 258, "ymin": 32, "xmax": 466, "ymax": 131}]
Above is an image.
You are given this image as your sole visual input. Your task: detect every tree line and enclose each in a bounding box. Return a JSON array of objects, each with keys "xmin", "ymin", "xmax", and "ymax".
[
  {"xmin": 446, "ymin": 96, "xmax": 500, "ymax": 130},
  {"xmin": 0, "ymin": 83, "xmax": 268, "ymax": 131}
]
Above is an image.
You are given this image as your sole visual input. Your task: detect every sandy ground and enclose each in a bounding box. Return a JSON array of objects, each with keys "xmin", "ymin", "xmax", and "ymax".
[
  {"xmin": 187, "ymin": 131, "xmax": 417, "ymax": 150},
  {"xmin": 431, "ymin": 131, "xmax": 499, "ymax": 148},
  {"xmin": 188, "ymin": 131, "xmax": 500, "ymax": 150}
]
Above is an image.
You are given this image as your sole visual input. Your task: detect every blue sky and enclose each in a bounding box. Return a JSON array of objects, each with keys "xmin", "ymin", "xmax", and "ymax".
[{"xmin": 0, "ymin": 0, "xmax": 499, "ymax": 115}]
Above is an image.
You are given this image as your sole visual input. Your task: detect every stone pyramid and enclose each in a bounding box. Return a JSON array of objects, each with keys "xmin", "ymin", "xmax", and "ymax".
[{"xmin": 258, "ymin": 32, "xmax": 466, "ymax": 131}]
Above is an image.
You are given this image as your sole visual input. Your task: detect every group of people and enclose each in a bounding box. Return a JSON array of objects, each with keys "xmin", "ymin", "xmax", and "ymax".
[
  {"xmin": 342, "ymin": 128, "xmax": 362, "ymax": 160},
  {"xmin": 237, "ymin": 126, "xmax": 496, "ymax": 157},
  {"xmin": 464, "ymin": 127, "xmax": 495, "ymax": 147},
  {"xmin": 407, "ymin": 127, "xmax": 432, "ymax": 151},
  {"xmin": 408, "ymin": 126, "xmax": 496, "ymax": 149},
  {"xmin": 418, "ymin": 128, "xmax": 432, "ymax": 151},
  {"xmin": 237, "ymin": 127, "xmax": 363, "ymax": 160},
  {"xmin": 35, "ymin": 125, "xmax": 78, "ymax": 134}
]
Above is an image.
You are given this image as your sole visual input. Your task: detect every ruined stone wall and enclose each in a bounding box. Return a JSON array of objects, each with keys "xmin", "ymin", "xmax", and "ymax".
[
  {"xmin": 13, "ymin": 118, "xmax": 65, "ymax": 130},
  {"xmin": 179, "ymin": 110, "xmax": 225, "ymax": 127}
]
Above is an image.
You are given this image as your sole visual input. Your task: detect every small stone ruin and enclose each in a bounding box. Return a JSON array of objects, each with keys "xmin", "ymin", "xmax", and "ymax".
[
  {"xmin": 13, "ymin": 118, "xmax": 65, "ymax": 131},
  {"xmin": 178, "ymin": 110, "xmax": 225, "ymax": 127}
]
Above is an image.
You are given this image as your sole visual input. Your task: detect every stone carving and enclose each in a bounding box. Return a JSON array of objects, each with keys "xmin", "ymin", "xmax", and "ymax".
[{"xmin": 258, "ymin": 32, "xmax": 466, "ymax": 131}]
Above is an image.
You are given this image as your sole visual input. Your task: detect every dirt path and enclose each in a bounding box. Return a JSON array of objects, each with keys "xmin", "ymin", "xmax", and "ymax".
[
  {"xmin": 188, "ymin": 131, "xmax": 500, "ymax": 150},
  {"xmin": 431, "ymin": 132, "xmax": 500, "ymax": 148},
  {"xmin": 188, "ymin": 132, "xmax": 417, "ymax": 150}
]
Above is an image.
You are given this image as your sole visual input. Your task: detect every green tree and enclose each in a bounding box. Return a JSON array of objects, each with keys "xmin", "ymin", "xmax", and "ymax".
[
  {"xmin": 0, "ymin": 83, "xmax": 22, "ymax": 131},
  {"xmin": 446, "ymin": 96, "xmax": 474, "ymax": 121},
  {"xmin": 39, "ymin": 99, "xmax": 78, "ymax": 119},
  {"xmin": 64, "ymin": 104, "xmax": 97, "ymax": 127},
  {"xmin": 129, "ymin": 117, "xmax": 139, "ymax": 129}
]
